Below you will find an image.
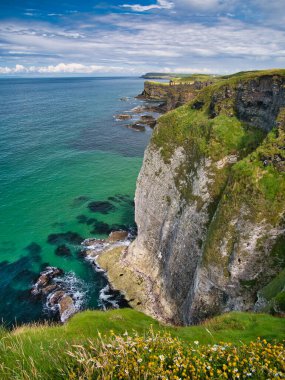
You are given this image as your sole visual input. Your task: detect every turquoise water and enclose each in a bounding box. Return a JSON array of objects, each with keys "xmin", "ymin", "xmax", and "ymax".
[{"xmin": 0, "ymin": 77, "xmax": 150, "ymax": 326}]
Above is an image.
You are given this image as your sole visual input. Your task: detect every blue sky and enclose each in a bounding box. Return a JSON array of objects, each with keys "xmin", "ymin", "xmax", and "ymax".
[{"xmin": 0, "ymin": 0, "xmax": 285, "ymax": 75}]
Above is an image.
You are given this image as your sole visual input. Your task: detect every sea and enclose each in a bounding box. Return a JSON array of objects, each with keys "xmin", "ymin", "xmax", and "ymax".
[{"xmin": 0, "ymin": 76, "xmax": 152, "ymax": 326}]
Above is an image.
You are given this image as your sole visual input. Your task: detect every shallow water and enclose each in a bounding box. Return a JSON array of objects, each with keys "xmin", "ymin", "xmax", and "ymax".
[{"xmin": 0, "ymin": 76, "xmax": 150, "ymax": 325}]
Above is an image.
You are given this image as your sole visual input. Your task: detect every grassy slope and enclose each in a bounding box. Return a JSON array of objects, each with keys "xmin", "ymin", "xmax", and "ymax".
[{"xmin": 0, "ymin": 309, "xmax": 284, "ymax": 379}]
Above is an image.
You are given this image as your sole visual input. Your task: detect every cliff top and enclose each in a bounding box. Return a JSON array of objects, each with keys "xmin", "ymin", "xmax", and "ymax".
[{"xmin": 144, "ymin": 69, "xmax": 285, "ymax": 87}]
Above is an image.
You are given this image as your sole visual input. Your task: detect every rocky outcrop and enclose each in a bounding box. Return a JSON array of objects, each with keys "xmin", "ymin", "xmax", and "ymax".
[
  {"xmin": 32, "ymin": 267, "xmax": 78, "ymax": 323},
  {"xmin": 138, "ymin": 80, "xmax": 213, "ymax": 112},
  {"xmin": 100, "ymin": 71, "xmax": 285, "ymax": 325}
]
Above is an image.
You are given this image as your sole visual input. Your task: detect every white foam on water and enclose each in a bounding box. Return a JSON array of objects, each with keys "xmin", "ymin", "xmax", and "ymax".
[
  {"xmin": 98, "ymin": 284, "xmax": 120, "ymax": 310},
  {"xmin": 44, "ymin": 271, "xmax": 89, "ymax": 321}
]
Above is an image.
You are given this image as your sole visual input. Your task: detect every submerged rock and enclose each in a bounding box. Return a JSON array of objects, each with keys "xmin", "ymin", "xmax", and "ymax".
[
  {"xmin": 55, "ymin": 245, "xmax": 72, "ymax": 257},
  {"xmin": 88, "ymin": 201, "xmax": 116, "ymax": 214},
  {"xmin": 47, "ymin": 231, "xmax": 83, "ymax": 245}
]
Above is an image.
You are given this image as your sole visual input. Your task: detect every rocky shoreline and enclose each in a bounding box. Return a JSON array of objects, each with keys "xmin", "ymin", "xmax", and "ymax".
[
  {"xmin": 31, "ymin": 267, "xmax": 77, "ymax": 323},
  {"xmin": 30, "ymin": 231, "xmax": 132, "ymax": 323},
  {"xmin": 114, "ymin": 93, "xmax": 165, "ymax": 132}
]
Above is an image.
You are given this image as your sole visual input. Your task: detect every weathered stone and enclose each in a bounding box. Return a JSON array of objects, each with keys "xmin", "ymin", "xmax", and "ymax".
[
  {"xmin": 59, "ymin": 295, "xmax": 76, "ymax": 323},
  {"xmin": 41, "ymin": 284, "xmax": 58, "ymax": 296},
  {"xmin": 49, "ymin": 290, "xmax": 65, "ymax": 306}
]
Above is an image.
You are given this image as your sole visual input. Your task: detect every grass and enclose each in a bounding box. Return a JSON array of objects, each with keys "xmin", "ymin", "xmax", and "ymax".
[
  {"xmin": 0, "ymin": 309, "xmax": 284, "ymax": 379},
  {"xmin": 69, "ymin": 331, "xmax": 285, "ymax": 379}
]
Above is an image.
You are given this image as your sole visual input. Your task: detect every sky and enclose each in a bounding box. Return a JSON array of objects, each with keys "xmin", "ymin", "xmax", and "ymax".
[{"xmin": 0, "ymin": 0, "xmax": 285, "ymax": 76}]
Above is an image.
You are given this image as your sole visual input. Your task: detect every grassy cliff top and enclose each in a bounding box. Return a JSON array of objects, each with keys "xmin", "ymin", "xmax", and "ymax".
[
  {"xmin": 0, "ymin": 309, "xmax": 284, "ymax": 379},
  {"xmin": 145, "ymin": 69, "xmax": 285, "ymax": 86}
]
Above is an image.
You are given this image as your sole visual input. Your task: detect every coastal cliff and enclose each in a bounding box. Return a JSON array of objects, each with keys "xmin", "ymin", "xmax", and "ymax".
[
  {"xmin": 139, "ymin": 80, "xmax": 213, "ymax": 112},
  {"xmin": 99, "ymin": 70, "xmax": 285, "ymax": 325}
]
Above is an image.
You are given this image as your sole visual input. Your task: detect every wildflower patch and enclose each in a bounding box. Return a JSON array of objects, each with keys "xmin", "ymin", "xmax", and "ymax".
[{"xmin": 68, "ymin": 330, "xmax": 285, "ymax": 379}]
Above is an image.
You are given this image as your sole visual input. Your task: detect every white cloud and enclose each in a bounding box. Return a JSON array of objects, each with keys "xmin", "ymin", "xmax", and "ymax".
[
  {"xmin": 122, "ymin": 0, "xmax": 173, "ymax": 12},
  {"xmin": 1, "ymin": 12, "xmax": 285, "ymax": 75},
  {"xmin": 173, "ymin": 0, "xmax": 221, "ymax": 10},
  {"xmin": 0, "ymin": 63, "xmax": 125, "ymax": 74},
  {"xmin": 162, "ymin": 66, "xmax": 213, "ymax": 73}
]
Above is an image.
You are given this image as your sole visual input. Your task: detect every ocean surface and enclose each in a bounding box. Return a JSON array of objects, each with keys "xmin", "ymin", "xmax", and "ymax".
[{"xmin": 0, "ymin": 76, "xmax": 152, "ymax": 326}]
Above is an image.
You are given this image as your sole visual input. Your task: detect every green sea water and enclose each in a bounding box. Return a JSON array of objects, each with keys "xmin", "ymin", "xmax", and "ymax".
[{"xmin": 0, "ymin": 77, "xmax": 151, "ymax": 325}]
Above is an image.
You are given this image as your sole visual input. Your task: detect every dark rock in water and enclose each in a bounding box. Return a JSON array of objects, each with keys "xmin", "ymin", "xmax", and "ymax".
[
  {"xmin": 40, "ymin": 262, "xmax": 50, "ymax": 271},
  {"xmin": 88, "ymin": 201, "xmax": 116, "ymax": 214},
  {"xmin": 13, "ymin": 268, "xmax": 37, "ymax": 283},
  {"xmin": 31, "ymin": 267, "xmax": 77, "ymax": 323},
  {"xmin": 90, "ymin": 220, "xmax": 112, "ymax": 234},
  {"xmin": 76, "ymin": 214, "xmax": 89, "ymax": 224},
  {"xmin": 115, "ymin": 114, "xmax": 132, "ymax": 120},
  {"xmin": 25, "ymin": 242, "xmax": 42, "ymax": 255},
  {"xmin": 31, "ymin": 267, "xmax": 64, "ymax": 297},
  {"xmin": 55, "ymin": 245, "xmax": 72, "ymax": 257},
  {"xmin": 77, "ymin": 250, "xmax": 86, "ymax": 258},
  {"xmin": 127, "ymin": 123, "xmax": 146, "ymax": 132},
  {"xmin": 47, "ymin": 231, "xmax": 84, "ymax": 245},
  {"xmin": 138, "ymin": 115, "xmax": 157, "ymax": 128},
  {"xmin": 76, "ymin": 214, "xmax": 97, "ymax": 225}
]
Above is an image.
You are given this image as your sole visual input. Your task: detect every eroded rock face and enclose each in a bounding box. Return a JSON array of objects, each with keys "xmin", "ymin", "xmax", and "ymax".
[
  {"xmin": 139, "ymin": 81, "xmax": 213, "ymax": 112},
  {"xmin": 121, "ymin": 73, "xmax": 285, "ymax": 324}
]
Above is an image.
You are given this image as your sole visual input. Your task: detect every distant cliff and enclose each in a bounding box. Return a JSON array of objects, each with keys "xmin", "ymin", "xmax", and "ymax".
[
  {"xmin": 138, "ymin": 80, "xmax": 213, "ymax": 112},
  {"xmin": 100, "ymin": 70, "xmax": 285, "ymax": 325}
]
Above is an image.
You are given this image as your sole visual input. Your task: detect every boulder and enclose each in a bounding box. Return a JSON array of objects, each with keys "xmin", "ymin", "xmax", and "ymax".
[
  {"xmin": 48, "ymin": 290, "xmax": 65, "ymax": 306},
  {"xmin": 59, "ymin": 295, "xmax": 76, "ymax": 322}
]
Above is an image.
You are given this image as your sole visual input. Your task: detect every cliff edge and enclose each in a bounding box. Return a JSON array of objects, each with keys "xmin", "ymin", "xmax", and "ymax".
[{"xmin": 99, "ymin": 70, "xmax": 285, "ymax": 325}]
